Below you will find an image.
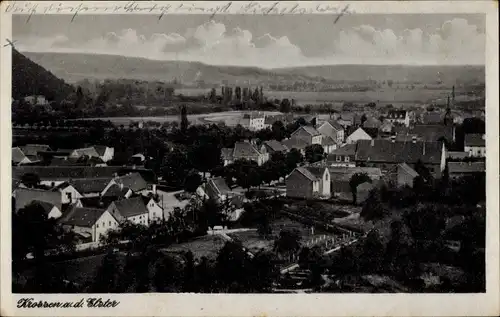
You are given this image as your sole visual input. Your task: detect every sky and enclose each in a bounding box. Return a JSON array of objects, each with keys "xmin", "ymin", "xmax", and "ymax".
[{"xmin": 13, "ymin": 14, "xmax": 485, "ymax": 68}]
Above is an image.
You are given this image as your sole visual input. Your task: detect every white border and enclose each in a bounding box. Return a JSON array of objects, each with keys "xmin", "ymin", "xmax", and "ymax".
[{"xmin": 1, "ymin": 2, "xmax": 499, "ymax": 316}]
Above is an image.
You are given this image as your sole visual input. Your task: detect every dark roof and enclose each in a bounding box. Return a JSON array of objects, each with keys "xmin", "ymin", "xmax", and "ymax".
[
  {"xmin": 387, "ymin": 110, "xmax": 407, "ymax": 119},
  {"xmin": 15, "ymin": 188, "xmax": 61, "ymax": 212},
  {"xmin": 294, "ymin": 167, "xmax": 319, "ymax": 181},
  {"xmin": 233, "ymin": 142, "xmax": 261, "ymax": 158},
  {"xmin": 464, "ymin": 134, "xmax": 485, "ymax": 147},
  {"xmin": 59, "ymin": 206, "xmax": 108, "ymax": 227},
  {"xmin": 363, "ymin": 117, "xmax": 382, "ymax": 129},
  {"xmin": 12, "ymin": 179, "xmax": 21, "ymax": 191},
  {"xmin": 93, "ymin": 145, "xmax": 109, "ymax": 156},
  {"xmin": 264, "ymin": 140, "xmax": 288, "ymax": 152},
  {"xmin": 221, "ymin": 148, "xmax": 234, "ymax": 160},
  {"xmin": 412, "ymin": 124, "xmax": 454, "ymax": 142},
  {"xmin": 447, "ymin": 151, "xmax": 469, "ymax": 159},
  {"xmin": 318, "ymin": 121, "xmax": 343, "ymax": 139},
  {"xmin": 112, "ymin": 196, "xmax": 148, "ymax": 218},
  {"xmin": 355, "ymin": 139, "xmax": 443, "ymax": 165},
  {"xmin": 103, "ymin": 184, "xmax": 130, "ymax": 197},
  {"xmin": 292, "ymin": 125, "xmax": 321, "ymax": 137},
  {"xmin": 12, "ymin": 166, "xmax": 122, "ymax": 181},
  {"xmin": 282, "ymin": 138, "xmax": 309, "ymax": 150},
  {"xmin": 328, "ymin": 144, "xmax": 357, "ymax": 156},
  {"xmin": 12, "ymin": 147, "xmax": 28, "ymax": 164},
  {"xmin": 305, "ymin": 167, "xmax": 327, "ymax": 178},
  {"xmin": 362, "ymin": 127, "xmax": 379, "ymax": 139},
  {"xmin": 423, "ymin": 112, "xmax": 444, "ymax": 124},
  {"xmin": 321, "ymin": 136, "xmax": 337, "ymax": 146},
  {"xmin": 448, "ymin": 162, "xmax": 485, "ymax": 174},
  {"xmin": 32, "ymin": 200, "xmax": 58, "ymax": 214},
  {"xmin": 208, "ymin": 177, "xmax": 231, "ymax": 195},
  {"xmin": 70, "ymin": 178, "xmax": 112, "ymax": 194},
  {"xmin": 78, "ymin": 196, "xmax": 116, "ymax": 209},
  {"xmin": 113, "ymin": 173, "xmax": 147, "ymax": 192}
]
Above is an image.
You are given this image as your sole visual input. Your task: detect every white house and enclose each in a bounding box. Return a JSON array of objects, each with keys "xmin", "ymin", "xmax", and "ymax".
[
  {"xmin": 386, "ymin": 110, "xmax": 410, "ymax": 127},
  {"xmin": 52, "ymin": 182, "xmax": 84, "ymax": 204},
  {"xmin": 69, "ymin": 147, "xmax": 100, "ymax": 160},
  {"xmin": 107, "ymin": 196, "xmax": 149, "ymax": 226},
  {"xmin": 290, "ymin": 126, "xmax": 323, "ymax": 145},
  {"xmin": 317, "ymin": 121, "xmax": 345, "ymax": 144},
  {"xmin": 142, "ymin": 196, "xmax": 164, "ymax": 223},
  {"xmin": 464, "ymin": 134, "xmax": 486, "ymax": 157},
  {"xmin": 346, "ymin": 127, "xmax": 373, "ymax": 144},
  {"xmin": 24, "ymin": 95, "xmax": 49, "ymax": 106},
  {"xmin": 59, "ymin": 206, "xmax": 120, "ymax": 243},
  {"xmin": 221, "ymin": 141, "xmax": 269, "ymax": 166},
  {"xmin": 248, "ymin": 112, "xmax": 266, "ymax": 131},
  {"xmin": 101, "ymin": 173, "xmax": 150, "ymax": 196},
  {"xmin": 93, "ymin": 145, "xmax": 115, "ymax": 162},
  {"xmin": 286, "ymin": 166, "xmax": 331, "ymax": 199}
]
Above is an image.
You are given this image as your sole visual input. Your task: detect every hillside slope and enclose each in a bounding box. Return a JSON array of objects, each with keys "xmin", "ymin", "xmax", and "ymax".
[
  {"xmin": 23, "ymin": 51, "xmax": 485, "ymax": 86},
  {"xmin": 12, "ymin": 49, "xmax": 74, "ymax": 101}
]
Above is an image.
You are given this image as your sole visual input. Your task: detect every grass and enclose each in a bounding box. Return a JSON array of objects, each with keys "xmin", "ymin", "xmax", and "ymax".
[{"xmin": 165, "ymin": 235, "xmax": 228, "ymax": 259}]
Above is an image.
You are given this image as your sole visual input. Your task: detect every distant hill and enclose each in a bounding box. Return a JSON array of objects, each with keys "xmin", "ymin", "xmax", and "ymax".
[
  {"xmin": 12, "ymin": 49, "xmax": 74, "ymax": 101},
  {"xmin": 22, "ymin": 51, "xmax": 485, "ymax": 86}
]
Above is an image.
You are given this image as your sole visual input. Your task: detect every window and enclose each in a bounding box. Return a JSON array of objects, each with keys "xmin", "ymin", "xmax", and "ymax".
[
  {"xmin": 102, "ymin": 222, "xmax": 105, "ymax": 227},
  {"xmin": 109, "ymin": 221, "xmax": 111, "ymax": 226},
  {"xmin": 336, "ymin": 156, "xmax": 341, "ymax": 162},
  {"xmin": 96, "ymin": 224, "xmax": 99, "ymax": 228},
  {"xmin": 325, "ymin": 173, "xmax": 329, "ymax": 181},
  {"xmin": 345, "ymin": 156, "xmax": 350, "ymax": 162},
  {"xmin": 66, "ymin": 193, "xmax": 72, "ymax": 200}
]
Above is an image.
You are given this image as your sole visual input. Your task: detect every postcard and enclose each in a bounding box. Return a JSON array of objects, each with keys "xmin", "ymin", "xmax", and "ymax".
[{"xmin": 1, "ymin": 1, "xmax": 498, "ymax": 316}]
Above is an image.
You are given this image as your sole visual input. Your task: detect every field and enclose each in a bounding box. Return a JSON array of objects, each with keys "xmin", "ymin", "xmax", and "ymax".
[{"xmin": 165, "ymin": 235, "xmax": 228, "ymax": 259}]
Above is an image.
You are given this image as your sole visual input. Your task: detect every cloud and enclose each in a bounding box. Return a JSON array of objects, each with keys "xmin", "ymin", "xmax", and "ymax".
[{"xmin": 15, "ymin": 18, "xmax": 484, "ymax": 67}]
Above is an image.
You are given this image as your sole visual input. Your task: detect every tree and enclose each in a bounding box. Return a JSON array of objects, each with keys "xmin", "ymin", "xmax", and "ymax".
[
  {"xmin": 279, "ymin": 98, "xmax": 291, "ymax": 113},
  {"xmin": 161, "ymin": 148, "xmax": 190, "ymax": 189},
  {"xmin": 360, "ymin": 189, "xmax": 387, "ymax": 221},
  {"xmin": 180, "ymin": 105, "xmax": 189, "ymax": 133},
  {"xmin": 361, "ymin": 114, "xmax": 367, "ymax": 126},
  {"xmin": 209, "ymin": 88, "xmax": 217, "ymax": 103},
  {"xmin": 360, "ymin": 229, "xmax": 385, "ymax": 272},
  {"xmin": 304, "ymin": 105, "xmax": 312, "ymax": 114},
  {"xmin": 91, "ymin": 250, "xmax": 122, "ymax": 292},
  {"xmin": 188, "ymin": 142, "xmax": 222, "ymax": 178},
  {"xmin": 274, "ymin": 229, "xmax": 301, "ymax": 256},
  {"xmin": 215, "ymin": 241, "xmax": 251, "ymax": 291},
  {"xmin": 285, "ymin": 149, "xmax": 304, "ymax": 174},
  {"xmin": 305, "ymin": 144, "xmax": 325, "ymax": 164},
  {"xmin": 184, "ymin": 170, "xmax": 202, "ymax": 193},
  {"xmin": 271, "ymin": 121, "xmax": 287, "ymax": 141},
  {"xmin": 349, "ymin": 173, "xmax": 371, "ymax": 204},
  {"xmin": 21, "ymin": 172, "xmax": 40, "ymax": 188}
]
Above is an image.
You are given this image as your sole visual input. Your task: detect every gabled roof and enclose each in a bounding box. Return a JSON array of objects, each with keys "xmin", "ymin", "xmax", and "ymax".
[
  {"xmin": 328, "ymin": 143, "xmax": 357, "ymax": 157},
  {"xmin": 111, "ymin": 196, "xmax": 148, "ymax": 218},
  {"xmin": 305, "ymin": 166, "xmax": 327, "ymax": 178},
  {"xmin": 59, "ymin": 206, "xmax": 108, "ymax": 227},
  {"xmin": 363, "ymin": 117, "xmax": 382, "ymax": 129},
  {"xmin": 328, "ymin": 167, "xmax": 383, "ymax": 180},
  {"xmin": 264, "ymin": 140, "xmax": 288, "ymax": 152},
  {"xmin": 448, "ymin": 162, "xmax": 485, "ymax": 174},
  {"xmin": 12, "ymin": 179, "xmax": 21, "ymax": 191},
  {"xmin": 292, "ymin": 125, "xmax": 321, "ymax": 137},
  {"xmin": 78, "ymin": 196, "xmax": 116, "ymax": 209},
  {"xmin": 15, "ymin": 188, "xmax": 62, "ymax": 212},
  {"xmin": 208, "ymin": 177, "xmax": 231, "ymax": 196},
  {"xmin": 93, "ymin": 145, "xmax": 109, "ymax": 156},
  {"xmin": 221, "ymin": 148, "xmax": 234, "ymax": 160},
  {"xmin": 347, "ymin": 127, "xmax": 372, "ymax": 140},
  {"xmin": 318, "ymin": 120, "xmax": 343, "ymax": 133},
  {"xmin": 355, "ymin": 139, "xmax": 443, "ymax": 165},
  {"xmin": 412, "ymin": 124, "xmax": 454, "ymax": 142},
  {"xmin": 12, "ymin": 147, "xmax": 28, "ymax": 164},
  {"xmin": 294, "ymin": 167, "xmax": 319, "ymax": 181},
  {"xmin": 447, "ymin": 151, "xmax": 469, "ymax": 160},
  {"xmin": 112, "ymin": 173, "xmax": 147, "ymax": 192},
  {"xmin": 103, "ymin": 184, "xmax": 130, "ymax": 197},
  {"xmin": 233, "ymin": 142, "xmax": 261, "ymax": 158},
  {"xmin": 282, "ymin": 138, "xmax": 309, "ymax": 150},
  {"xmin": 398, "ymin": 163, "xmax": 420, "ymax": 178},
  {"xmin": 321, "ymin": 136, "xmax": 338, "ymax": 146},
  {"xmin": 20, "ymin": 144, "xmax": 51, "ymax": 156},
  {"xmin": 71, "ymin": 178, "xmax": 112, "ymax": 194},
  {"xmin": 32, "ymin": 200, "xmax": 59, "ymax": 214},
  {"xmin": 464, "ymin": 134, "xmax": 485, "ymax": 147}
]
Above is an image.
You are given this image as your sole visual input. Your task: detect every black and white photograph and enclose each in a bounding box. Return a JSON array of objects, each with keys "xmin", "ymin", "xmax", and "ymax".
[{"xmin": 2, "ymin": 1, "xmax": 498, "ymax": 312}]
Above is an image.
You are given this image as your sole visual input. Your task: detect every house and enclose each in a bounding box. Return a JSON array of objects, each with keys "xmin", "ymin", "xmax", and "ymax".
[
  {"xmin": 142, "ymin": 195, "xmax": 164, "ymax": 223},
  {"xmin": 20, "ymin": 144, "xmax": 51, "ymax": 157},
  {"xmin": 59, "ymin": 206, "xmax": 120, "ymax": 243},
  {"xmin": 286, "ymin": 166, "xmax": 331, "ymax": 199},
  {"xmin": 31, "ymin": 200, "xmax": 62, "ymax": 219},
  {"xmin": 355, "ymin": 139, "xmax": 447, "ymax": 177},
  {"xmin": 93, "ymin": 145, "xmax": 114, "ymax": 162},
  {"xmin": 397, "ymin": 163, "xmax": 420, "ymax": 188},
  {"xmin": 328, "ymin": 167, "xmax": 382, "ymax": 200},
  {"xmin": 386, "ymin": 110, "xmax": 410, "ymax": 127},
  {"xmin": 290, "ymin": 126, "xmax": 323, "ymax": 145},
  {"xmin": 248, "ymin": 112, "xmax": 266, "ymax": 131},
  {"xmin": 346, "ymin": 127, "xmax": 372, "ymax": 144},
  {"xmin": 12, "ymin": 166, "xmax": 122, "ymax": 187},
  {"xmin": 24, "ymin": 95, "xmax": 49, "ymax": 106},
  {"xmin": 464, "ymin": 134, "xmax": 486, "ymax": 157},
  {"xmin": 447, "ymin": 151, "xmax": 469, "ymax": 161},
  {"xmin": 102, "ymin": 184, "xmax": 132, "ymax": 199},
  {"xmin": 14, "ymin": 187, "xmax": 62, "ymax": 212},
  {"xmin": 221, "ymin": 141, "xmax": 269, "ymax": 166},
  {"xmin": 327, "ymin": 144, "xmax": 357, "ymax": 167},
  {"xmin": 317, "ymin": 121, "xmax": 345, "ymax": 144},
  {"xmin": 411, "ymin": 124, "xmax": 455, "ymax": 143},
  {"xmin": 263, "ymin": 140, "xmax": 289, "ymax": 154},
  {"xmin": 380, "ymin": 121, "xmax": 394, "ymax": 134},
  {"xmin": 281, "ymin": 138, "xmax": 309, "ymax": 156},
  {"xmin": 69, "ymin": 178, "xmax": 112, "ymax": 198},
  {"xmin": 336, "ymin": 112, "xmax": 356, "ymax": 128},
  {"xmin": 321, "ymin": 136, "xmax": 338, "ymax": 154},
  {"xmin": 101, "ymin": 172, "xmax": 150, "ymax": 196},
  {"xmin": 51, "ymin": 182, "xmax": 84, "ymax": 204},
  {"xmin": 107, "ymin": 196, "xmax": 149, "ymax": 226},
  {"xmin": 362, "ymin": 117, "xmax": 382, "ymax": 130},
  {"xmin": 161, "ymin": 191, "xmax": 190, "ymax": 221},
  {"xmin": 12, "ymin": 147, "xmax": 35, "ymax": 165},
  {"xmin": 69, "ymin": 147, "xmax": 100, "ymax": 160},
  {"xmin": 448, "ymin": 162, "xmax": 485, "ymax": 179},
  {"xmin": 202, "ymin": 177, "xmax": 233, "ymax": 201}
]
